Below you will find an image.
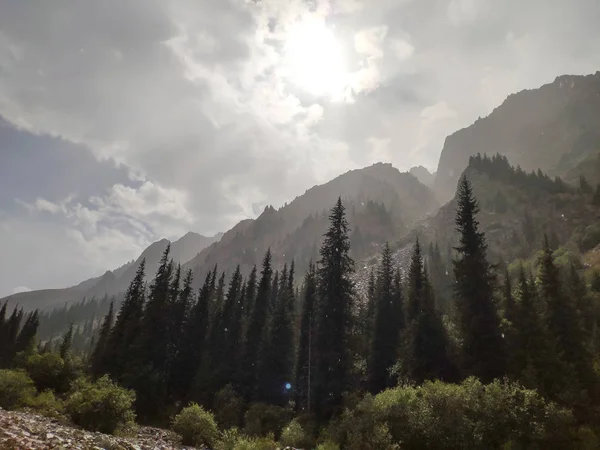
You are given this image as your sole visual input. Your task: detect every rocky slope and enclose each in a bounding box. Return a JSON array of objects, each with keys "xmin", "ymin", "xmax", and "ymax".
[
  {"xmin": 434, "ymin": 71, "xmax": 600, "ymax": 202},
  {"xmin": 0, "ymin": 408, "xmax": 188, "ymax": 450}
]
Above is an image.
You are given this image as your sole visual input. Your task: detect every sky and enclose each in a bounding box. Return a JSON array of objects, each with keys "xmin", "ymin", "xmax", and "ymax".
[{"xmin": 1, "ymin": 0, "xmax": 600, "ymax": 297}]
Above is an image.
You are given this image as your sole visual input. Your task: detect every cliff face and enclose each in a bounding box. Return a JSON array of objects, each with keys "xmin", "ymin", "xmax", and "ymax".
[{"xmin": 434, "ymin": 72, "xmax": 600, "ymax": 201}]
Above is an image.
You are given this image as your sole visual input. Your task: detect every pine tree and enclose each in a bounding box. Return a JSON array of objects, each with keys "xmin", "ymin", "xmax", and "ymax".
[
  {"xmin": 261, "ymin": 262, "xmax": 295, "ymax": 405},
  {"xmin": 60, "ymin": 323, "xmax": 74, "ymax": 360},
  {"xmin": 90, "ymin": 302, "xmax": 114, "ymax": 377},
  {"xmin": 104, "ymin": 259, "xmax": 146, "ymax": 381},
  {"xmin": 537, "ymin": 236, "xmax": 594, "ymax": 394},
  {"xmin": 14, "ymin": 310, "xmax": 39, "ymax": 357},
  {"xmin": 295, "ymin": 262, "xmax": 317, "ymax": 413},
  {"xmin": 244, "ymin": 249, "xmax": 273, "ymax": 400},
  {"xmin": 314, "ymin": 197, "xmax": 355, "ymax": 418},
  {"xmin": 404, "ymin": 240, "xmax": 451, "ymax": 383},
  {"xmin": 245, "ymin": 265, "xmax": 258, "ymax": 322},
  {"xmin": 453, "ymin": 176, "xmax": 505, "ymax": 381},
  {"xmin": 580, "ymin": 175, "xmax": 593, "ymax": 194},
  {"xmin": 500, "ymin": 270, "xmax": 520, "ymax": 379},
  {"xmin": 593, "ymin": 184, "xmax": 600, "ymax": 206},
  {"xmin": 368, "ymin": 243, "xmax": 400, "ymax": 393},
  {"xmin": 175, "ymin": 272, "xmax": 212, "ymax": 400},
  {"xmin": 513, "ymin": 266, "xmax": 548, "ymax": 392}
]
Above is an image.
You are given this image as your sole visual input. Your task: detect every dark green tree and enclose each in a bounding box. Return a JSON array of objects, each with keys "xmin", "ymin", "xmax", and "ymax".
[
  {"xmin": 368, "ymin": 243, "xmax": 400, "ymax": 393},
  {"xmin": 104, "ymin": 259, "xmax": 146, "ymax": 381},
  {"xmin": 314, "ymin": 197, "xmax": 355, "ymax": 419},
  {"xmin": 295, "ymin": 262, "xmax": 317, "ymax": 414},
  {"xmin": 593, "ymin": 184, "xmax": 600, "ymax": 206},
  {"xmin": 580, "ymin": 175, "xmax": 593, "ymax": 194},
  {"xmin": 404, "ymin": 240, "xmax": 451, "ymax": 383},
  {"xmin": 59, "ymin": 323, "xmax": 74, "ymax": 360},
  {"xmin": 537, "ymin": 236, "xmax": 594, "ymax": 395},
  {"xmin": 244, "ymin": 249, "xmax": 273, "ymax": 400},
  {"xmin": 453, "ymin": 176, "xmax": 505, "ymax": 381},
  {"xmin": 90, "ymin": 301, "xmax": 114, "ymax": 377},
  {"xmin": 14, "ymin": 310, "xmax": 39, "ymax": 357}
]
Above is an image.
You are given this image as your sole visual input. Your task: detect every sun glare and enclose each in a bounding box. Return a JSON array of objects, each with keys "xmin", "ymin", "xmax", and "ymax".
[{"xmin": 283, "ymin": 19, "xmax": 348, "ymax": 98}]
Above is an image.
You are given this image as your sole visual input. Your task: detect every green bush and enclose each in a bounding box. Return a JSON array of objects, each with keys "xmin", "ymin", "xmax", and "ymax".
[
  {"xmin": 280, "ymin": 418, "xmax": 312, "ymax": 449},
  {"xmin": 24, "ymin": 390, "xmax": 65, "ymax": 418},
  {"xmin": 316, "ymin": 441, "xmax": 340, "ymax": 450},
  {"xmin": 65, "ymin": 375, "xmax": 135, "ymax": 434},
  {"xmin": 23, "ymin": 351, "xmax": 82, "ymax": 394},
  {"xmin": 233, "ymin": 435, "xmax": 278, "ymax": 450},
  {"xmin": 0, "ymin": 369, "xmax": 36, "ymax": 410},
  {"xmin": 333, "ymin": 378, "xmax": 574, "ymax": 450},
  {"xmin": 244, "ymin": 403, "xmax": 288, "ymax": 438},
  {"xmin": 214, "ymin": 384, "xmax": 244, "ymax": 429},
  {"xmin": 172, "ymin": 402, "xmax": 218, "ymax": 447}
]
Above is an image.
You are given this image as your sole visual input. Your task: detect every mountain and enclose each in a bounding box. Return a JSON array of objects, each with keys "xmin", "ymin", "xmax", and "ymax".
[
  {"xmin": 434, "ymin": 71, "xmax": 600, "ymax": 202},
  {"xmin": 1, "ymin": 232, "xmax": 222, "ymax": 312},
  {"xmin": 411, "ymin": 153, "xmax": 600, "ymax": 265},
  {"xmin": 184, "ymin": 162, "xmax": 439, "ymax": 286},
  {"xmin": 409, "ymin": 166, "xmax": 435, "ymax": 188}
]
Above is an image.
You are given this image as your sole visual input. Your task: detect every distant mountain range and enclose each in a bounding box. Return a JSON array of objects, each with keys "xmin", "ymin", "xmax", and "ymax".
[
  {"xmin": 2, "ymin": 232, "xmax": 222, "ymax": 311},
  {"xmin": 4, "ymin": 70, "xmax": 600, "ymax": 312}
]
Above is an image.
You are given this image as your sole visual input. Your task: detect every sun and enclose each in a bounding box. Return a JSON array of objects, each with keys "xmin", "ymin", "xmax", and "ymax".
[{"xmin": 282, "ymin": 18, "xmax": 348, "ymax": 98}]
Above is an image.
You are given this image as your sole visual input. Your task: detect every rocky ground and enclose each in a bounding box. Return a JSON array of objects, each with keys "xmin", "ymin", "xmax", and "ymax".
[{"xmin": 0, "ymin": 407, "xmax": 191, "ymax": 450}]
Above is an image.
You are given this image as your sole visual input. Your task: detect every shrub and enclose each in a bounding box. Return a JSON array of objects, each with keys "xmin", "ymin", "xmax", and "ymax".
[
  {"xmin": 0, "ymin": 369, "xmax": 36, "ymax": 410},
  {"xmin": 244, "ymin": 403, "xmax": 288, "ymax": 438},
  {"xmin": 316, "ymin": 442, "xmax": 340, "ymax": 450},
  {"xmin": 333, "ymin": 378, "xmax": 574, "ymax": 450},
  {"xmin": 280, "ymin": 418, "xmax": 312, "ymax": 449},
  {"xmin": 233, "ymin": 435, "xmax": 277, "ymax": 450},
  {"xmin": 23, "ymin": 351, "xmax": 82, "ymax": 394},
  {"xmin": 24, "ymin": 390, "xmax": 65, "ymax": 418},
  {"xmin": 172, "ymin": 402, "xmax": 218, "ymax": 447},
  {"xmin": 65, "ymin": 375, "xmax": 135, "ymax": 434},
  {"xmin": 214, "ymin": 385, "xmax": 244, "ymax": 429}
]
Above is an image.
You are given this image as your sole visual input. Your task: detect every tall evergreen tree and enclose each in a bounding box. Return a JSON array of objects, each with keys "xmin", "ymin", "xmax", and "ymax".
[
  {"xmin": 453, "ymin": 176, "xmax": 505, "ymax": 381},
  {"xmin": 14, "ymin": 310, "xmax": 39, "ymax": 357},
  {"xmin": 244, "ymin": 249, "xmax": 273, "ymax": 400},
  {"xmin": 245, "ymin": 265, "xmax": 258, "ymax": 322},
  {"xmin": 104, "ymin": 259, "xmax": 146, "ymax": 380},
  {"xmin": 404, "ymin": 240, "xmax": 451, "ymax": 383},
  {"xmin": 537, "ymin": 236, "xmax": 594, "ymax": 394},
  {"xmin": 593, "ymin": 184, "xmax": 600, "ymax": 206},
  {"xmin": 368, "ymin": 243, "xmax": 400, "ymax": 393},
  {"xmin": 90, "ymin": 302, "xmax": 114, "ymax": 377},
  {"xmin": 500, "ymin": 271, "xmax": 519, "ymax": 379},
  {"xmin": 314, "ymin": 197, "xmax": 355, "ymax": 418},
  {"xmin": 261, "ymin": 262, "xmax": 295, "ymax": 405},
  {"xmin": 60, "ymin": 323, "xmax": 74, "ymax": 360},
  {"xmin": 295, "ymin": 262, "xmax": 317, "ymax": 413}
]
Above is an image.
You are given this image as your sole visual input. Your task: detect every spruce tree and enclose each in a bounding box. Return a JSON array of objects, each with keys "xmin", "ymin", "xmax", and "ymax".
[
  {"xmin": 245, "ymin": 265, "xmax": 258, "ymax": 322},
  {"xmin": 537, "ymin": 236, "xmax": 594, "ymax": 394},
  {"xmin": 453, "ymin": 176, "xmax": 505, "ymax": 381},
  {"xmin": 261, "ymin": 262, "xmax": 295, "ymax": 405},
  {"xmin": 368, "ymin": 242, "xmax": 399, "ymax": 393},
  {"xmin": 500, "ymin": 270, "xmax": 519, "ymax": 379},
  {"xmin": 14, "ymin": 310, "xmax": 39, "ymax": 357},
  {"xmin": 593, "ymin": 184, "xmax": 600, "ymax": 206},
  {"xmin": 314, "ymin": 197, "xmax": 355, "ymax": 418},
  {"xmin": 244, "ymin": 249, "xmax": 273, "ymax": 400},
  {"xmin": 104, "ymin": 259, "xmax": 146, "ymax": 381},
  {"xmin": 90, "ymin": 301, "xmax": 114, "ymax": 377},
  {"xmin": 60, "ymin": 323, "xmax": 74, "ymax": 360},
  {"xmin": 295, "ymin": 262, "xmax": 317, "ymax": 413},
  {"xmin": 405, "ymin": 240, "xmax": 451, "ymax": 383}
]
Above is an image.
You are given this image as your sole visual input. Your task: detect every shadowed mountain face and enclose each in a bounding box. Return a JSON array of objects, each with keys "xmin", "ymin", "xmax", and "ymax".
[
  {"xmin": 434, "ymin": 72, "xmax": 600, "ymax": 202},
  {"xmin": 1, "ymin": 232, "xmax": 222, "ymax": 312},
  {"xmin": 181, "ymin": 162, "xmax": 439, "ymax": 287}
]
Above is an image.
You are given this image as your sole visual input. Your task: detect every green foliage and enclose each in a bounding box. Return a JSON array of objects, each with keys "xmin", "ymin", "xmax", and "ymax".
[
  {"xmin": 0, "ymin": 369, "xmax": 36, "ymax": 410},
  {"xmin": 65, "ymin": 375, "xmax": 135, "ymax": 434},
  {"xmin": 315, "ymin": 441, "xmax": 340, "ymax": 450},
  {"xmin": 215, "ymin": 428, "xmax": 278, "ymax": 450},
  {"xmin": 244, "ymin": 402, "xmax": 288, "ymax": 438},
  {"xmin": 279, "ymin": 418, "xmax": 312, "ymax": 449},
  {"xmin": 24, "ymin": 390, "xmax": 65, "ymax": 418},
  {"xmin": 214, "ymin": 385, "xmax": 244, "ymax": 430},
  {"xmin": 22, "ymin": 351, "xmax": 79, "ymax": 394},
  {"xmin": 334, "ymin": 378, "xmax": 574, "ymax": 450},
  {"xmin": 581, "ymin": 224, "xmax": 600, "ymax": 252},
  {"xmin": 171, "ymin": 402, "xmax": 218, "ymax": 447}
]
